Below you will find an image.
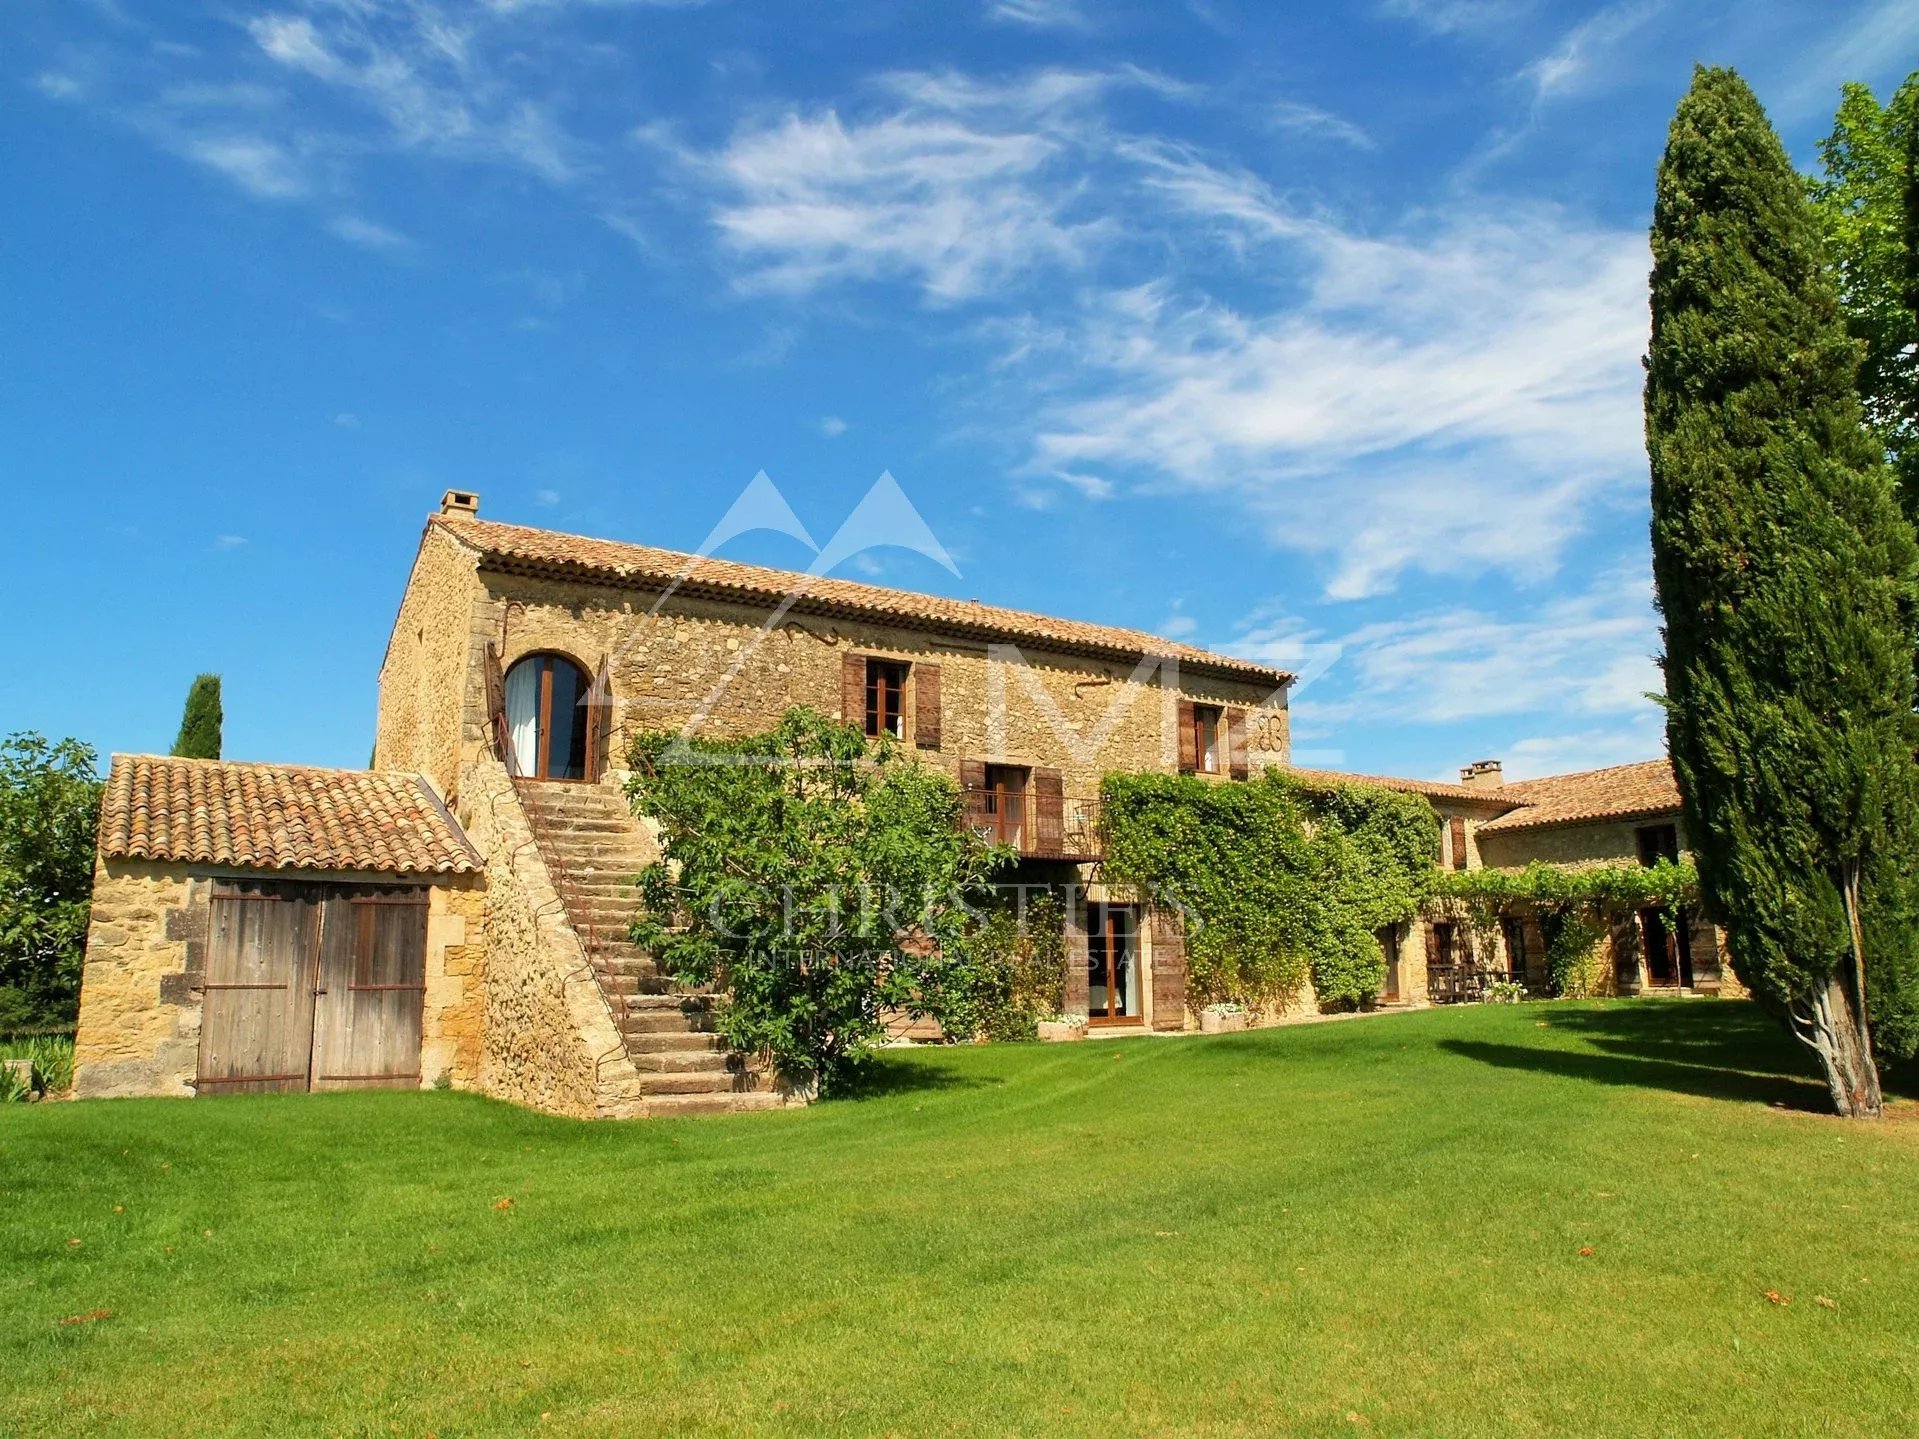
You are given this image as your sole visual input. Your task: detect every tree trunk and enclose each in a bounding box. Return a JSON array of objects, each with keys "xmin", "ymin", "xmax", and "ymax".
[{"xmin": 1787, "ymin": 967, "xmax": 1883, "ymax": 1119}]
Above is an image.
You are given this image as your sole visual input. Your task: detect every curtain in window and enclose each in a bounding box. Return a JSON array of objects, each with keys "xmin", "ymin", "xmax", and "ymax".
[{"xmin": 504, "ymin": 660, "xmax": 540, "ymax": 777}]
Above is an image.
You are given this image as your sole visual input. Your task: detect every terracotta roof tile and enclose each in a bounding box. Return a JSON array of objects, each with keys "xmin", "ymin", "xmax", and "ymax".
[
  {"xmin": 1475, "ymin": 759, "xmax": 1681, "ymax": 835},
  {"xmin": 434, "ymin": 514, "xmax": 1292, "ymax": 687},
  {"xmin": 99, "ymin": 755, "xmax": 480, "ymax": 875},
  {"xmin": 1281, "ymin": 766, "xmax": 1517, "ymax": 807}
]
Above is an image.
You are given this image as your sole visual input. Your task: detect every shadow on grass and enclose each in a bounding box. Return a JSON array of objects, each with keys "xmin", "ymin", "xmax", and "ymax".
[
  {"xmin": 1440, "ymin": 1001, "xmax": 1877, "ymax": 1111},
  {"xmin": 820, "ymin": 1053, "xmax": 1004, "ymax": 1103}
]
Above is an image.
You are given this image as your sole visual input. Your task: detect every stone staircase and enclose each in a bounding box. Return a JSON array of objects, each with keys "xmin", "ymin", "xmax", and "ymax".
[{"xmin": 514, "ymin": 779, "xmax": 784, "ymax": 1115}]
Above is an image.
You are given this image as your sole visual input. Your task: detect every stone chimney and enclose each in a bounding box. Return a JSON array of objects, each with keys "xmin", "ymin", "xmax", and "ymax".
[
  {"xmin": 440, "ymin": 489, "xmax": 480, "ymax": 517},
  {"xmin": 1459, "ymin": 759, "xmax": 1504, "ymax": 790}
]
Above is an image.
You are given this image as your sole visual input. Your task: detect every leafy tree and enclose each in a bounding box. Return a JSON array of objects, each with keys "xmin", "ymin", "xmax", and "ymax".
[
  {"xmin": 170, "ymin": 674, "xmax": 222, "ymax": 760},
  {"xmin": 1811, "ymin": 73, "xmax": 1919, "ymax": 517},
  {"xmin": 0, "ymin": 735, "xmax": 103, "ymax": 1031},
  {"xmin": 627, "ymin": 708, "xmax": 1011, "ymax": 1093},
  {"xmin": 1647, "ymin": 66, "xmax": 1919, "ymax": 1117}
]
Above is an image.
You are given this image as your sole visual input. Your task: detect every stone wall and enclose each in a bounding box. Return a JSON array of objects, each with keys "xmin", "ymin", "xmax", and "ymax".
[
  {"xmin": 479, "ymin": 570, "xmax": 1289, "ymax": 796},
  {"xmin": 1476, "ymin": 817, "xmax": 1658, "ymax": 872},
  {"xmin": 374, "ymin": 525, "xmax": 487, "ymax": 800},
  {"xmin": 72, "ymin": 857, "xmax": 487, "ymax": 1100},
  {"xmin": 455, "ymin": 757, "xmax": 646, "ymax": 1119},
  {"xmin": 73, "ymin": 858, "xmax": 201, "ymax": 1098}
]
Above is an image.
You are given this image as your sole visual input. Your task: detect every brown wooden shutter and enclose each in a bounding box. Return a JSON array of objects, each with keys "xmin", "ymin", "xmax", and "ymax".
[
  {"xmin": 1449, "ymin": 816, "xmax": 1468, "ymax": 871},
  {"xmin": 483, "ymin": 643, "xmax": 508, "ymax": 767},
  {"xmin": 1063, "ymin": 900, "xmax": 1090, "ymax": 1016},
  {"xmin": 1424, "ymin": 922, "xmax": 1440, "ymax": 967},
  {"xmin": 959, "ymin": 758, "xmax": 990, "ymax": 833},
  {"xmin": 1148, "ymin": 907, "xmax": 1187, "ymax": 1031},
  {"xmin": 914, "ymin": 663, "xmax": 942, "ymax": 749},
  {"xmin": 1225, "ymin": 707, "xmax": 1249, "ymax": 781},
  {"xmin": 583, "ymin": 656, "xmax": 613, "ymax": 781},
  {"xmin": 841, "ymin": 651, "xmax": 866, "ymax": 731},
  {"xmin": 1176, "ymin": 700, "xmax": 1197, "ymax": 774},
  {"xmin": 1032, "ymin": 767, "xmax": 1064, "ymax": 857}
]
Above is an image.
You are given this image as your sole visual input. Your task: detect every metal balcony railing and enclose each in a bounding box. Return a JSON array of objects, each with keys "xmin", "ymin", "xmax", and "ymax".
[{"xmin": 962, "ymin": 788, "xmax": 1102, "ymax": 861}]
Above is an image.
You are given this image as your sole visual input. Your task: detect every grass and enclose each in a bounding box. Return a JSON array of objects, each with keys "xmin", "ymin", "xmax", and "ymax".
[
  {"xmin": 0, "ymin": 1033, "xmax": 72, "ymax": 1102},
  {"xmin": 3, "ymin": 1001, "xmax": 1917, "ymax": 1438}
]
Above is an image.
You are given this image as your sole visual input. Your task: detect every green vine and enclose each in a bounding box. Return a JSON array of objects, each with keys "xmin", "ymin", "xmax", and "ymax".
[
  {"xmin": 1099, "ymin": 770, "xmax": 1438, "ymax": 1012},
  {"xmin": 1430, "ymin": 859, "xmax": 1700, "ymax": 996}
]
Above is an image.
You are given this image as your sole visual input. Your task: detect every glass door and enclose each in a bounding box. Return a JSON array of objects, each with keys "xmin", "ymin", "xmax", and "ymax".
[{"xmin": 1087, "ymin": 904, "xmax": 1140, "ymax": 1023}]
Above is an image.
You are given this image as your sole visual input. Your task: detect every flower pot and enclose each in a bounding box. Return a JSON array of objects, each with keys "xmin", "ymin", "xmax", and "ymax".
[
  {"xmin": 1037, "ymin": 1020, "xmax": 1087, "ymax": 1043},
  {"xmin": 1201, "ymin": 1010, "xmax": 1248, "ymax": 1034}
]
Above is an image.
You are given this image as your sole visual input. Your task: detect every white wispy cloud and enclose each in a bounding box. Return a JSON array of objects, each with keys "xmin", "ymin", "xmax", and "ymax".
[
  {"xmin": 1378, "ymin": 0, "xmax": 1532, "ymax": 37},
  {"xmin": 329, "ymin": 214, "xmax": 412, "ymax": 249},
  {"xmin": 1225, "ymin": 569, "xmax": 1665, "ymax": 777},
  {"xmin": 1521, "ymin": 0, "xmax": 1664, "ymax": 104},
  {"xmin": 1017, "ymin": 204, "xmax": 1649, "ymax": 597},
  {"xmin": 180, "ymin": 134, "xmax": 309, "ymax": 198},
  {"xmin": 1270, "ymin": 100, "xmax": 1376, "ymax": 151},
  {"xmin": 1779, "ymin": 0, "xmax": 1919, "ymax": 119},
  {"xmin": 984, "ymin": 0, "xmax": 1089, "ymax": 29},
  {"xmin": 672, "ymin": 69, "xmax": 1124, "ymax": 303},
  {"xmin": 818, "ymin": 415, "xmax": 849, "ymax": 437}
]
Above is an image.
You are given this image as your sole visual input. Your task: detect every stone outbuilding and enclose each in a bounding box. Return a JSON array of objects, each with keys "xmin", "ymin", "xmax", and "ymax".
[{"xmin": 73, "ymin": 755, "xmax": 485, "ymax": 1099}]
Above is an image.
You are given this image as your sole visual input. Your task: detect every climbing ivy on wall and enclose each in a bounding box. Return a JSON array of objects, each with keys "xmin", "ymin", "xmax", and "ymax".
[
  {"xmin": 1431, "ymin": 859, "xmax": 1701, "ymax": 996},
  {"xmin": 1098, "ymin": 771, "xmax": 1439, "ymax": 1011}
]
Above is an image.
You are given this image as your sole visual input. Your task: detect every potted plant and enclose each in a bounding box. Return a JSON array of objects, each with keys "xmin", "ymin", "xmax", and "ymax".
[
  {"xmin": 1200, "ymin": 1001, "xmax": 1248, "ymax": 1034},
  {"xmin": 1036, "ymin": 1013, "xmax": 1089, "ymax": 1042}
]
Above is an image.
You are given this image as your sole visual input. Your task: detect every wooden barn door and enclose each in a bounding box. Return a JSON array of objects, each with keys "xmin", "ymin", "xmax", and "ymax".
[
  {"xmin": 197, "ymin": 881, "xmax": 427, "ymax": 1095},
  {"xmin": 310, "ymin": 888, "xmax": 429, "ymax": 1091},
  {"xmin": 198, "ymin": 881, "xmax": 324, "ymax": 1094}
]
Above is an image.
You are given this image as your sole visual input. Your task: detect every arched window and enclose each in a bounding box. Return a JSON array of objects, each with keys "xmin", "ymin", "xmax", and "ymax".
[{"xmin": 503, "ymin": 653, "xmax": 593, "ymax": 781}]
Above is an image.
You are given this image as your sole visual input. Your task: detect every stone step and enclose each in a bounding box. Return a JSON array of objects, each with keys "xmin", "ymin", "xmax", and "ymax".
[
  {"xmin": 621, "ymin": 993, "xmax": 718, "ymax": 1013},
  {"xmin": 629, "ymin": 1049, "xmax": 736, "ymax": 1074},
  {"xmin": 644, "ymin": 1090, "xmax": 787, "ymax": 1116},
  {"xmin": 640, "ymin": 1071, "xmax": 759, "ymax": 1097},
  {"xmin": 622, "ymin": 1030, "xmax": 725, "ymax": 1053},
  {"xmin": 620, "ymin": 1008, "xmax": 715, "ymax": 1034}
]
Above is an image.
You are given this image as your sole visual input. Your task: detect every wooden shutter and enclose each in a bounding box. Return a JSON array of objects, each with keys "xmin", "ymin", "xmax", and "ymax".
[
  {"xmin": 1148, "ymin": 907, "xmax": 1187, "ymax": 1031},
  {"xmin": 1064, "ymin": 899, "xmax": 1090, "ymax": 1016},
  {"xmin": 841, "ymin": 651, "xmax": 866, "ymax": 731},
  {"xmin": 1176, "ymin": 700, "xmax": 1197, "ymax": 774},
  {"xmin": 483, "ymin": 642, "xmax": 508, "ymax": 766},
  {"xmin": 914, "ymin": 663, "xmax": 942, "ymax": 750},
  {"xmin": 1449, "ymin": 816, "xmax": 1468, "ymax": 871},
  {"xmin": 960, "ymin": 758, "xmax": 990, "ymax": 833},
  {"xmin": 1032, "ymin": 767, "xmax": 1064, "ymax": 857},
  {"xmin": 583, "ymin": 657, "xmax": 613, "ymax": 781},
  {"xmin": 1225, "ymin": 708, "xmax": 1249, "ymax": 781}
]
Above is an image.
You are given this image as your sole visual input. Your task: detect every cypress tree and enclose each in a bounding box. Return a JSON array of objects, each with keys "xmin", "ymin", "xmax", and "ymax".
[
  {"xmin": 170, "ymin": 675, "xmax": 223, "ymax": 761},
  {"xmin": 1647, "ymin": 66, "xmax": 1919, "ymax": 1118}
]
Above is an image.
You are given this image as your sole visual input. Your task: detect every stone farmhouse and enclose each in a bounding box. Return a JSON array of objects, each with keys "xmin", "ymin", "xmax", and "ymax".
[{"xmin": 73, "ymin": 492, "xmax": 1732, "ymax": 1117}]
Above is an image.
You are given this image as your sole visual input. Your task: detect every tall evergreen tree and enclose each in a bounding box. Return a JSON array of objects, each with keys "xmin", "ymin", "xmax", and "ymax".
[
  {"xmin": 1810, "ymin": 72, "xmax": 1919, "ymax": 521},
  {"xmin": 1647, "ymin": 66, "xmax": 1919, "ymax": 1118},
  {"xmin": 170, "ymin": 674, "xmax": 223, "ymax": 761}
]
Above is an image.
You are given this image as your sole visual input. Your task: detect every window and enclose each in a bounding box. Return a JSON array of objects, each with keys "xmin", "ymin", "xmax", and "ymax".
[
  {"xmin": 1636, "ymin": 823, "xmax": 1679, "ymax": 867},
  {"xmin": 865, "ymin": 660, "xmax": 907, "ymax": 740},
  {"xmin": 1192, "ymin": 704, "xmax": 1223, "ymax": 774}
]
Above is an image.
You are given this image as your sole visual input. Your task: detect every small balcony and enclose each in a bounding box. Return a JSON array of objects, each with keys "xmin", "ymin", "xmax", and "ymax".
[{"xmin": 962, "ymin": 786, "xmax": 1101, "ymax": 863}]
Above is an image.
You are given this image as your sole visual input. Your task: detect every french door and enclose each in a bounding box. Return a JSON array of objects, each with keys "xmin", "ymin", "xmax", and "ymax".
[{"xmin": 1087, "ymin": 903, "xmax": 1141, "ymax": 1024}]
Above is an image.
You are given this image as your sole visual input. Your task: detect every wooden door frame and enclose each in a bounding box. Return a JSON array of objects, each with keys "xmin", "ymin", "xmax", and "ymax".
[{"xmin": 1087, "ymin": 902, "xmax": 1140, "ymax": 1025}]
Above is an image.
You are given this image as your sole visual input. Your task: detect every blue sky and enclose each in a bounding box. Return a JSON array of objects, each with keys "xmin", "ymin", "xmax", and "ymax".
[{"xmin": 4, "ymin": 0, "xmax": 1916, "ymax": 782}]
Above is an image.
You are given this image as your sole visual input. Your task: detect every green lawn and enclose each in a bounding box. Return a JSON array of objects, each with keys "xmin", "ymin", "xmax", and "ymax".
[{"xmin": 4, "ymin": 1002, "xmax": 1916, "ymax": 1438}]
